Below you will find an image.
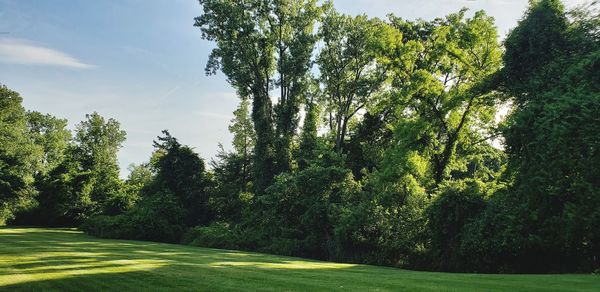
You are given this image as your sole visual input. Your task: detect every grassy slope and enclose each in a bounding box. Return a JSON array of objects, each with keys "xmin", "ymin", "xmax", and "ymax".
[{"xmin": 0, "ymin": 228, "xmax": 598, "ymax": 291}]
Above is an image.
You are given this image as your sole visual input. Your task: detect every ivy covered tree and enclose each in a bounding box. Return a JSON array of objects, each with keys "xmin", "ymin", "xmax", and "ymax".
[
  {"xmin": 465, "ymin": 0, "xmax": 600, "ymax": 272},
  {"xmin": 195, "ymin": 0, "xmax": 324, "ymax": 193},
  {"xmin": 296, "ymin": 101, "xmax": 319, "ymax": 170}
]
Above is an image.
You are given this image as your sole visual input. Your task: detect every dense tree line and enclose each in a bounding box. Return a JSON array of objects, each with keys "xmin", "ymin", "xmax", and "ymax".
[{"xmin": 1, "ymin": 0, "xmax": 598, "ymax": 273}]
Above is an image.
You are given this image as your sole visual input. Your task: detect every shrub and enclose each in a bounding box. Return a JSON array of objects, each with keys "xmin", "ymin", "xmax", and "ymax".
[
  {"xmin": 182, "ymin": 222, "xmax": 241, "ymax": 250},
  {"xmin": 81, "ymin": 191, "xmax": 186, "ymax": 243}
]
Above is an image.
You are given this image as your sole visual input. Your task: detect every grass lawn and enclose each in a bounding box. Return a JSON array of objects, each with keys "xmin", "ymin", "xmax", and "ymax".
[{"xmin": 0, "ymin": 227, "xmax": 598, "ymax": 291}]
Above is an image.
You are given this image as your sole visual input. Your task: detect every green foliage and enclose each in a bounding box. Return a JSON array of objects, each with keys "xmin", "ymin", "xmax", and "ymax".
[
  {"xmin": 228, "ymin": 99, "xmax": 254, "ymax": 183},
  {"xmin": 502, "ymin": 0, "xmax": 568, "ymax": 95},
  {"xmin": 459, "ymin": 0, "xmax": 600, "ymax": 273},
  {"xmin": 17, "ymin": 155, "xmax": 88, "ymax": 226},
  {"xmin": 335, "ymin": 161, "xmax": 430, "ymax": 267},
  {"xmin": 253, "ymin": 148, "xmax": 360, "ymax": 259},
  {"xmin": 387, "ymin": 9, "xmax": 503, "ymax": 186},
  {"xmin": 124, "ymin": 163, "xmax": 153, "ymax": 198},
  {"xmin": 151, "ymin": 130, "xmax": 212, "ymax": 226},
  {"xmin": 333, "ymin": 9, "xmax": 506, "ymax": 268},
  {"xmin": 345, "ymin": 111, "xmax": 393, "ymax": 179},
  {"xmin": 317, "ymin": 12, "xmax": 394, "ymax": 153},
  {"xmin": 182, "ymin": 222, "xmax": 241, "ymax": 249},
  {"xmin": 4, "ymin": 0, "xmax": 597, "ymax": 275},
  {"xmin": 26, "ymin": 111, "xmax": 71, "ymax": 176},
  {"xmin": 83, "ymin": 131, "xmax": 211, "ymax": 242},
  {"xmin": 10, "ymin": 110, "xmax": 129, "ymax": 226},
  {"xmin": 81, "ymin": 191, "xmax": 186, "ymax": 243},
  {"xmin": 72, "ymin": 112, "xmax": 127, "ymax": 216},
  {"xmin": 296, "ymin": 102, "xmax": 319, "ymax": 170},
  {"xmin": 209, "ymin": 146, "xmax": 251, "ymax": 223},
  {"xmin": 427, "ymin": 179, "xmax": 488, "ymax": 271},
  {"xmin": 196, "ymin": 0, "xmax": 326, "ymax": 193},
  {"xmin": 0, "ymin": 85, "xmax": 40, "ymax": 224}
]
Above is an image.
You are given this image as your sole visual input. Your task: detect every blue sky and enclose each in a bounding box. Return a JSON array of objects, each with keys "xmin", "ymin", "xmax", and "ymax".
[{"xmin": 0, "ymin": 0, "xmax": 587, "ymax": 177}]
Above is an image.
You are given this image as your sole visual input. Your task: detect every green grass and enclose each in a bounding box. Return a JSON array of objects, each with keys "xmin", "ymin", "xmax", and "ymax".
[{"xmin": 0, "ymin": 228, "xmax": 598, "ymax": 291}]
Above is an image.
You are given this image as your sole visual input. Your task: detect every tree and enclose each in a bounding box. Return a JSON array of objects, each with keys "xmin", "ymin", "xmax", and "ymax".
[
  {"xmin": 426, "ymin": 179, "xmax": 487, "ymax": 271},
  {"xmin": 256, "ymin": 148, "xmax": 359, "ymax": 260},
  {"xmin": 151, "ymin": 130, "xmax": 211, "ymax": 226},
  {"xmin": 502, "ymin": 0, "xmax": 568, "ymax": 96},
  {"xmin": 26, "ymin": 111, "xmax": 71, "ymax": 176},
  {"xmin": 335, "ymin": 10, "xmax": 504, "ymax": 268},
  {"xmin": 210, "ymin": 99, "xmax": 256, "ymax": 222},
  {"xmin": 10, "ymin": 111, "xmax": 73, "ymax": 226},
  {"xmin": 209, "ymin": 146, "xmax": 250, "ymax": 222},
  {"xmin": 228, "ymin": 98, "xmax": 255, "ymax": 190},
  {"xmin": 125, "ymin": 163, "xmax": 153, "ymax": 195},
  {"xmin": 72, "ymin": 112, "xmax": 127, "ymax": 216},
  {"xmin": 270, "ymin": 0, "xmax": 323, "ymax": 173},
  {"xmin": 317, "ymin": 12, "xmax": 395, "ymax": 153},
  {"xmin": 297, "ymin": 101, "xmax": 319, "ymax": 170},
  {"xmin": 490, "ymin": 0, "xmax": 600, "ymax": 272},
  {"xmin": 344, "ymin": 111, "xmax": 394, "ymax": 179},
  {"xmin": 0, "ymin": 85, "xmax": 40, "ymax": 224},
  {"xmin": 384, "ymin": 9, "xmax": 503, "ymax": 188},
  {"xmin": 83, "ymin": 131, "xmax": 212, "ymax": 242},
  {"xmin": 195, "ymin": 0, "xmax": 324, "ymax": 193}
]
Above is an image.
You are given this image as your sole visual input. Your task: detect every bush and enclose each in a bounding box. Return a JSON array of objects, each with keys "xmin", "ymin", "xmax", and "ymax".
[
  {"xmin": 182, "ymin": 222, "xmax": 241, "ymax": 249},
  {"xmin": 81, "ymin": 191, "xmax": 186, "ymax": 243},
  {"xmin": 426, "ymin": 179, "xmax": 487, "ymax": 271}
]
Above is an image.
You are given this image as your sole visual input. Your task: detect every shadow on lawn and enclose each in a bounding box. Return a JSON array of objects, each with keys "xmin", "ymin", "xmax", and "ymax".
[
  {"xmin": 0, "ymin": 267, "xmax": 187, "ymax": 292},
  {"xmin": 2, "ymin": 228, "xmax": 598, "ymax": 292},
  {"xmin": 0, "ymin": 228, "xmax": 367, "ymax": 291}
]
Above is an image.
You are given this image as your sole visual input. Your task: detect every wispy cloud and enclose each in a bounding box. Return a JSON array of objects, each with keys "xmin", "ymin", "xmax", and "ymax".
[{"xmin": 0, "ymin": 38, "xmax": 93, "ymax": 69}]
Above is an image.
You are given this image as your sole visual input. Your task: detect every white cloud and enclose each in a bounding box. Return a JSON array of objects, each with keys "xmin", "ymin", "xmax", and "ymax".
[{"xmin": 0, "ymin": 38, "xmax": 93, "ymax": 69}]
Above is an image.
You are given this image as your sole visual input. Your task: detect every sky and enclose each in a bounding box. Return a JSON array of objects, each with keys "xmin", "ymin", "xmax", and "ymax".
[{"xmin": 0, "ymin": 0, "xmax": 588, "ymax": 177}]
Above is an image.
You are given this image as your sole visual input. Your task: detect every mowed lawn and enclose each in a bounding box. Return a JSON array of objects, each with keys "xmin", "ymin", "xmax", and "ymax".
[{"xmin": 0, "ymin": 228, "xmax": 598, "ymax": 291}]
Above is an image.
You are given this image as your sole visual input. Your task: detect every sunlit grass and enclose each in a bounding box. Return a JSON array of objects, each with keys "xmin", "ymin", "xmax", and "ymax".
[{"xmin": 0, "ymin": 228, "xmax": 598, "ymax": 291}]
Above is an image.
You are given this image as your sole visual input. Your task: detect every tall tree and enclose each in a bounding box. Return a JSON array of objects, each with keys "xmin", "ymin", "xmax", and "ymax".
[
  {"xmin": 490, "ymin": 0, "xmax": 600, "ymax": 272},
  {"xmin": 387, "ymin": 9, "xmax": 503, "ymax": 187},
  {"xmin": 0, "ymin": 85, "xmax": 40, "ymax": 224},
  {"xmin": 228, "ymin": 98, "xmax": 255, "ymax": 189},
  {"xmin": 73, "ymin": 112, "xmax": 126, "ymax": 215},
  {"xmin": 26, "ymin": 111, "xmax": 71, "ymax": 176},
  {"xmin": 11, "ymin": 111, "xmax": 72, "ymax": 226},
  {"xmin": 271, "ymin": 0, "xmax": 322, "ymax": 173},
  {"xmin": 195, "ymin": 0, "xmax": 323, "ymax": 193},
  {"xmin": 317, "ymin": 12, "xmax": 396, "ymax": 153},
  {"xmin": 209, "ymin": 100, "xmax": 256, "ymax": 222},
  {"xmin": 297, "ymin": 101, "xmax": 319, "ymax": 170},
  {"xmin": 502, "ymin": 0, "xmax": 569, "ymax": 96},
  {"xmin": 336, "ymin": 10, "xmax": 504, "ymax": 268}
]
